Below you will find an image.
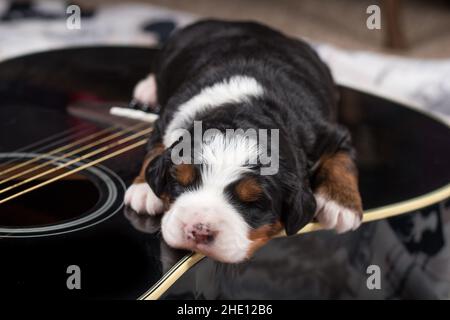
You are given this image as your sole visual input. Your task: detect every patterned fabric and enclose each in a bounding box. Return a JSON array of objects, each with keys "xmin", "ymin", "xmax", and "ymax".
[
  {"xmin": 315, "ymin": 43, "xmax": 450, "ymax": 124},
  {"xmin": 0, "ymin": 1, "xmax": 193, "ymax": 61}
]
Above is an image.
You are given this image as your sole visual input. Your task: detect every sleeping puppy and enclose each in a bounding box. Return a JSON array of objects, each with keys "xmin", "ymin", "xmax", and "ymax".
[{"xmin": 125, "ymin": 20, "xmax": 363, "ymax": 263}]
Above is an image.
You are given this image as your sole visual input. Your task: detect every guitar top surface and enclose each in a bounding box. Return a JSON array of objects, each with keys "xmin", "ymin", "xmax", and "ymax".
[{"xmin": 0, "ymin": 47, "xmax": 449, "ymax": 299}]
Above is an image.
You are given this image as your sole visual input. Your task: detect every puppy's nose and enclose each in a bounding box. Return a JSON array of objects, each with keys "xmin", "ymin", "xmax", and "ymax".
[{"xmin": 185, "ymin": 223, "xmax": 215, "ymax": 244}]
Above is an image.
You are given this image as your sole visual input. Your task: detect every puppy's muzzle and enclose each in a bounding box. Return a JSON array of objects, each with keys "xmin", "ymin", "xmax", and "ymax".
[{"xmin": 185, "ymin": 222, "xmax": 216, "ymax": 245}]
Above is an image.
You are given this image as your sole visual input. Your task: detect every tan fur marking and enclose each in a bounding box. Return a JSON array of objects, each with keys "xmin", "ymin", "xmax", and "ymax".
[
  {"xmin": 247, "ymin": 221, "xmax": 283, "ymax": 257},
  {"xmin": 133, "ymin": 143, "xmax": 165, "ymax": 184},
  {"xmin": 314, "ymin": 152, "xmax": 363, "ymax": 217},
  {"xmin": 235, "ymin": 177, "xmax": 263, "ymax": 202},
  {"xmin": 174, "ymin": 163, "xmax": 196, "ymax": 186}
]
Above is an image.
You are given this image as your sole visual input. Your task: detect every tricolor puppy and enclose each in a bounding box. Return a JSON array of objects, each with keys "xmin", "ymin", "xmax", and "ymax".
[{"xmin": 125, "ymin": 20, "xmax": 363, "ymax": 263}]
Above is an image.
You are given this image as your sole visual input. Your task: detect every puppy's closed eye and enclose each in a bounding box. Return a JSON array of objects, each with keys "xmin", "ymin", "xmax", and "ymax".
[{"xmin": 235, "ymin": 177, "xmax": 263, "ymax": 202}]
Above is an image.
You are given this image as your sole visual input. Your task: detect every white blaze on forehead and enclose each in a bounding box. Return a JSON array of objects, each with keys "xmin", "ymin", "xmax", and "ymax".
[
  {"xmin": 198, "ymin": 133, "xmax": 259, "ymax": 189},
  {"xmin": 163, "ymin": 75, "xmax": 264, "ymax": 147}
]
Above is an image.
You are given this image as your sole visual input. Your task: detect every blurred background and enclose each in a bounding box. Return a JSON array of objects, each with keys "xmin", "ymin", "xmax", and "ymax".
[
  {"xmin": 90, "ymin": 0, "xmax": 450, "ymax": 57},
  {"xmin": 1, "ymin": 0, "xmax": 449, "ymax": 121}
]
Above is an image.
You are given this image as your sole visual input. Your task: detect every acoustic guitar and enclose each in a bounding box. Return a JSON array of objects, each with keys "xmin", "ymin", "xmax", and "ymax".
[{"xmin": 0, "ymin": 47, "xmax": 449, "ymax": 299}]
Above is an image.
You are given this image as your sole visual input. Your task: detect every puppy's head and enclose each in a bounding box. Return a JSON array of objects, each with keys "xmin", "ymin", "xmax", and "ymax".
[{"xmin": 146, "ymin": 133, "xmax": 315, "ymax": 263}]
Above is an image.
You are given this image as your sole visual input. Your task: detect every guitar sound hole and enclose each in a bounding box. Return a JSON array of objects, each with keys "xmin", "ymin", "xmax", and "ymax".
[
  {"xmin": 0, "ymin": 153, "xmax": 124, "ymax": 236},
  {"xmin": 0, "ymin": 175, "xmax": 99, "ymax": 227}
]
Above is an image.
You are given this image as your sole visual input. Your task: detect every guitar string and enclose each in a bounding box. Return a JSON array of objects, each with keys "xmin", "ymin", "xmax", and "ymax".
[
  {"xmin": 6, "ymin": 123, "xmax": 89, "ymax": 153},
  {"xmin": 0, "ymin": 123, "xmax": 92, "ymax": 173},
  {"xmin": 0, "ymin": 125, "xmax": 135, "ymax": 184},
  {"xmin": 0, "ymin": 125, "xmax": 118, "ymax": 178},
  {"xmin": 0, "ymin": 122, "xmax": 148, "ymax": 185},
  {"xmin": 0, "ymin": 126, "xmax": 152, "ymax": 196},
  {"xmin": 0, "ymin": 138, "xmax": 149, "ymax": 205}
]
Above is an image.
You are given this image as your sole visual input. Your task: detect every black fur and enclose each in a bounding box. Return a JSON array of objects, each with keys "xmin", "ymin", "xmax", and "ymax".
[{"xmin": 145, "ymin": 20, "xmax": 354, "ymax": 235}]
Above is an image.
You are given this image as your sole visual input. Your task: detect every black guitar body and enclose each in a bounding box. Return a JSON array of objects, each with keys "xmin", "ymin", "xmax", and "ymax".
[
  {"xmin": 0, "ymin": 47, "xmax": 449, "ymax": 299},
  {"xmin": 0, "ymin": 47, "xmax": 177, "ymax": 299}
]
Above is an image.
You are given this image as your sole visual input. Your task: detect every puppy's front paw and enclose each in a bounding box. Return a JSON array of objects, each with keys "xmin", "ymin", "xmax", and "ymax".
[
  {"xmin": 132, "ymin": 74, "xmax": 158, "ymax": 108},
  {"xmin": 124, "ymin": 183, "xmax": 164, "ymax": 215},
  {"xmin": 314, "ymin": 194, "xmax": 362, "ymax": 233}
]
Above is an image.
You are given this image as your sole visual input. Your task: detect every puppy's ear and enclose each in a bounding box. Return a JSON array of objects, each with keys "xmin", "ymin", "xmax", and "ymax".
[
  {"xmin": 145, "ymin": 149, "xmax": 173, "ymax": 197},
  {"xmin": 282, "ymin": 174, "xmax": 316, "ymax": 236}
]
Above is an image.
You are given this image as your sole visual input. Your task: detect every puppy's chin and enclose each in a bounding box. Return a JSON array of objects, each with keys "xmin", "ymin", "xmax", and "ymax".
[{"xmin": 160, "ymin": 190, "xmax": 253, "ymax": 263}]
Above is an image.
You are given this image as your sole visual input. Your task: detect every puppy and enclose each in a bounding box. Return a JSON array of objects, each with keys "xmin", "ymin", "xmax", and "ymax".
[{"xmin": 125, "ymin": 20, "xmax": 363, "ymax": 263}]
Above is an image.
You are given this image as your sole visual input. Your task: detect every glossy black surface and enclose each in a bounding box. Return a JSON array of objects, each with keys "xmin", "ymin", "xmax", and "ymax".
[
  {"xmin": 340, "ymin": 89, "xmax": 449, "ymax": 209},
  {"xmin": 0, "ymin": 47, "xmax": 166, "ymax": 299},
  {"xmin": 164, "ymin": 199, "xmax": 450, "ymax": 299},
  {"xmin": 0, "ymin": 47, "xmax": 448, "ymax": 299},
  {"xmin": 0, "ymin": 169, "xmax": 99, "ymax": 227}
]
